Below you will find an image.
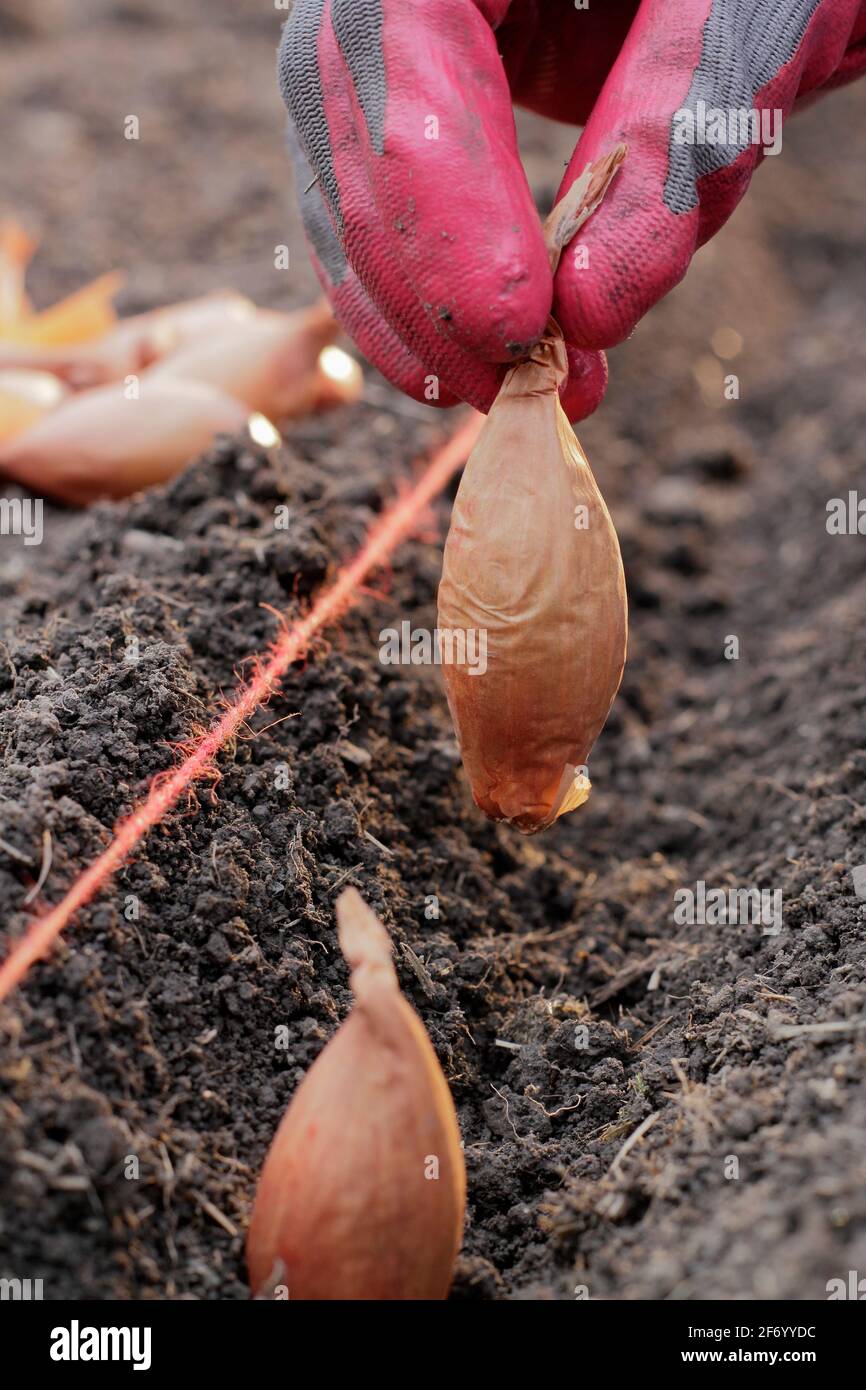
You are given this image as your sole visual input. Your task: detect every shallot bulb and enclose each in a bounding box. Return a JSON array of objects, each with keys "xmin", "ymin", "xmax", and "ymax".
[
  {"xmin": 0, "ymin": 377, "xmax": 250, "ymax": 504},
  {"xmin": 247, "ymin": 889, "xmax": 465, "ymax": 1300},
  {"xmin": 147, "ymin": 300, "xmax": 362, "ymax": 419},
  {"xmin": 0, "ymin": 369, "xmax": 67, "ymax": 442},
  {"xmin": 437, "ymin": 148, "xmax": 628, "ymax": 833},
  {"xmin": 0, "ymin": 291, "xmax": 258, "ymax": 390}
]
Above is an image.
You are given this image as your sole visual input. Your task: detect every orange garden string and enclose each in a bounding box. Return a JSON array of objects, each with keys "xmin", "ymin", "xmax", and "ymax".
[{"xmin": 0, "ymin": 411, "xmax": 484, "ymax": 1002}]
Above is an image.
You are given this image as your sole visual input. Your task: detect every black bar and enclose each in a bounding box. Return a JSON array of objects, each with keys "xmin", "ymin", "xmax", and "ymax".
[{"xmin": 2, "ymin": 1299, "xmax": 860, "ymax": 1377}]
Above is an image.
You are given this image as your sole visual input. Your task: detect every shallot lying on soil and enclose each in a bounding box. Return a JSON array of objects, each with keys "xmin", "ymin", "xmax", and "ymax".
[
  {"xmin": 147, "ymin": 299, "xmax": 362, "ymax": 418},
  {"xmin": 0, "ymin": 306, "xmax": 361, "ymax": 504},
  {"xmin": 0, "ymin": 291, "xmax": 258, "ymax": 390},
  {"xmin": 0, "ymin": 377, "xmax": 252, "ymax": 504},
  {"xmin": 0, "ymin": 220, "xmax": 362, "ymax": 501},
  {"xmin": 0, "ymin": 368, "xmax": 67, "ymax": 442},
  {"xmin": 247, "ymin": 888, "xmax": 465, "ymax": 1300},
  {"xmin": 438, "ymin": 148, "xmax": 628, "ymax": 833}
]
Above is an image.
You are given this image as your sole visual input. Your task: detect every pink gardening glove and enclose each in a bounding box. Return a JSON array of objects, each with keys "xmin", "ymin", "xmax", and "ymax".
[{"xmin": 278, "ymin": 0, "xmax": 866, "ymax": 421}]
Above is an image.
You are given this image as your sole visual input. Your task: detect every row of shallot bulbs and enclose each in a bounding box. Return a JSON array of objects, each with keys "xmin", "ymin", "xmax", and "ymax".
[{"xmin": 0, "ymin": 220, "xmax": 362, "ymax": 505}]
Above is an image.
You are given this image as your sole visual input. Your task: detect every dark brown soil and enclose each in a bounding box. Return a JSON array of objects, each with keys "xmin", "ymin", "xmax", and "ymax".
[{"xmin": 2, "ymin": 2, "xmax": 866, "ymax": 1301}]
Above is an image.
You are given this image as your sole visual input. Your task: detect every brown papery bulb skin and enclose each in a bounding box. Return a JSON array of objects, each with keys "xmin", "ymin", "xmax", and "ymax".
[
  {"xmin": 0, "ymin": 369, "xmax": 68, "ymax": 442},
  {"xmin": 147, "ymin": 301, "xmax": 358, "ymax": 420},
  {"xmin": 0, "ymin": 376, "xmax": 250, "ymax": 504},
  {"xmin": 437, "ymin": 326, "xmax": 627, "ymax": 833},
  {"xmin": 246, "ymin": 889, "xmax": 466, "ymax": 1300}
]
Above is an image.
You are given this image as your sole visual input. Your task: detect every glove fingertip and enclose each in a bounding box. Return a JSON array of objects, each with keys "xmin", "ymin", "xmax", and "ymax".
[{"xmin": 552, "ymin": 199, "xmax": 698, "ymax": 352}]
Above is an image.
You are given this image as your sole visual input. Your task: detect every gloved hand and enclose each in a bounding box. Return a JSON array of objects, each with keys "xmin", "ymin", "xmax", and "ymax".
[{"xmin": 279, "ymin": 0, "xmax": 866, "ymax": 420}]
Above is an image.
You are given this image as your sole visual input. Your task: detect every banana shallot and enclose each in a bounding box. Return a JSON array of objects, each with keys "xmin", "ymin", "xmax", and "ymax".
[
  {"xmin": 247, "ymin": 889, "xmax": 465, "ymax": 1300},
  {"xmin": 438, "ymin": 148, "xmax": 628, "ymax": 833}
]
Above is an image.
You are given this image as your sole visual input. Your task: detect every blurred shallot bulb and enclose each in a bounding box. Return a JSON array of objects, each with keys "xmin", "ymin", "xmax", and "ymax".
[
  {"xmin": 142, "ymin": 288, "xmax": 257, "ymax": 351},
  {"xmin": 0, "ymin": 219, "xmax": 36, "ymax": 326},
  {"xmin": 0, "ymin": 368, "xmax": 67, "ymax": 442},
  {"xmin": 247, "ymin": 888, "xmax": 465, "ymax": 1301},
  {"xmin": 0, "ymin": 216, "xmax": 361, "ymax": 501},
  {"xmin": 0, "ymin": 291, "xmax": 258, "ymax": 390},
  {"xmin": 89, "ymin": 290, "xmax": 259, "ymax": 384},
  {"xmin": 0, "ymin": 377, "xmax": 251, "ymax": 504},
  {"xmin": 1, "ymin": 271, "xmax": 124, "ymax": 348},
  {"xmin": 148, "ymin": 299, "xmax": 362, "ymax": 419},
  {"xmin": 0, "ymin": 217, "xmax": 125, "ymax": 380}
]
